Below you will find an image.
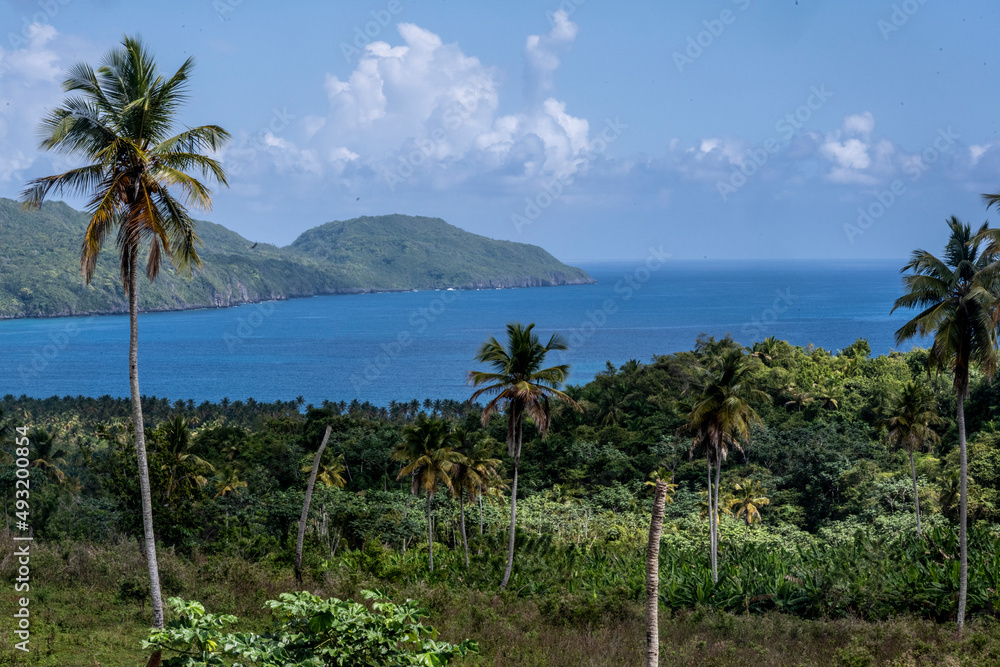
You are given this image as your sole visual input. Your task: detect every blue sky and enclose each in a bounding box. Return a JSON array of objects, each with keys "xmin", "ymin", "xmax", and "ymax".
[{"xmin": 1, "ymin": 0, "xmax": 999, "ymax": 262}]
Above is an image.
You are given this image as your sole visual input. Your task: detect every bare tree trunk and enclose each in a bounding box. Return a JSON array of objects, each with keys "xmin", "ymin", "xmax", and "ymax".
[
  {"xmin": 909, "ymin": 450, "xmax": 922, "ymax": 536},
  {"xmin": 427, "ymin": 489, "xmax": 435, "ymax": 573},
  {"xmin": 460, "ymin": 487, "xmax": 469, "ymax": 568},
  {"xmin": 500, "ymin": 415, "xmax": 522, "ymax": 590},
  {"xmin": 128, "ymin": 259, "xmax": 164, "ymax": 631},
  {"xmin": 713, "ymin": 455, "xmax": 721, "ymax": 583},
  {"xmin": 295, "ymin": 425, "xmax": 332, "ymax": 586},
  {"xmin": 645, "ymin": 480, "xmax": 669, "ymax": 667},
  {"xmin": 957, "ymin": 389, "xmax": 968, "ymax": 633}
]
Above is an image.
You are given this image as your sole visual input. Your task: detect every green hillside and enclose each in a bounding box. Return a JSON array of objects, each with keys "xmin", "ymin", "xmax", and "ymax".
[
  {"xmin": 0, "ymin": 200, "xmax": 593, "ymax": 318},
  {"xmin": 290, "ymin": 214, "xmax": 594, "ymax": 290}
]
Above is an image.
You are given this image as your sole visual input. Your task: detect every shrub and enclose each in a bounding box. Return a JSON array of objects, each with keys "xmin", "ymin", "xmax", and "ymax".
[{"xmin": 144, "ymin": 589, "xmax": 478, "ymax": 666}]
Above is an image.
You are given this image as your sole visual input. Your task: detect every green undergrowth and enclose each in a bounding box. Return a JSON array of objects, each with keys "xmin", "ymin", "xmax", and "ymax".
[{"xmin": 3, "ymin": 536, "xmax": 1000, "ymax": 666}]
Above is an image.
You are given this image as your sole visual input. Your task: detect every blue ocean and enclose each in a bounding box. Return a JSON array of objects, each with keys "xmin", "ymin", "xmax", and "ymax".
[{"xmin": 0, "ymin": 260, "xmax": 926, "ymax": 405}]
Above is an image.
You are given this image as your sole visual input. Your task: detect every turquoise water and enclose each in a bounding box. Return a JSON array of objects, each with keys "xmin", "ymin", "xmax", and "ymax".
[{"xmin": 0, "ymin": 260, "xmax": 925, "ymax": 405}]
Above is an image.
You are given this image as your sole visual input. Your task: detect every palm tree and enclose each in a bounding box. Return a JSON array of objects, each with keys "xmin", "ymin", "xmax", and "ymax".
[
  {"xmin": 644, "ymin": 468, "xmax": 677, "ymax": 667},
  {"xmin": 811, "ymin": 380, "xmax": 843, "ymax": 410},
  {"xmin": 310, "ymin": 452, "xmax": 348, "ymax": 490},
  {"xmin": 296, "ymin": 425, "xmax": 333, "ymax": 586},
  {"xmin": 28, "ymin": 429, "xmax": 68, "ymax": 484},
  {"xmin": 392, "ymin": 415, "xmax": 464, "ymax": 573},
  {"xmin": 468, "ymin": 322, "xmax": 581, "ymax": 589},
  {"xmin": 879, "ymin": 380, "xmax": 943, "ymax": 536},
  {"xmin": 159, "ymin": 416, "xmax": 214, "ymax": 503},
  {"xmin": 213, "ymin": 464, "xmax": 247, "ymax": 499},
  {"xmin": 728, "ymin": 479, "xmax": 770, "ymax": 536},
  {"xmin": 682, "ymin": 347, "xmax": 767, "ymax": 583},
  {"xmin": 451, "ymin": 428, "xmax": 501, "ymax": 568},
  {"xmin": 781, "ymin": 382, "xmax": 813, "ymax": 412},
  {"xmin": 750, "ymin": 336, "xmax": 782, "ymax": 365},
  {"xmin": 891, "ymin": 216, "xmax": 999, "ymax": 632},
  {"xmin": 20, "ymin": 36, "xmax": 229, "ymax": 629}
]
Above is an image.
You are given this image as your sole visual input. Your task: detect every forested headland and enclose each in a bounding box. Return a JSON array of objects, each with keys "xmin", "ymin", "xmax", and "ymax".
[{"xmin": 0, "ymin": 198, "xmax": 593, "ymax": 319}]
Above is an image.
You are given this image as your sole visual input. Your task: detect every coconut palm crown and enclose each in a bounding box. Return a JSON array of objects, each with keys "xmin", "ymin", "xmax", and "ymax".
[
  {"xmin": 21, "ymin": 35, "xmax": 230, "ymax": 285},
  {"xmin": 468, "ymin": 322, "xmax": 579, "ymax": 453}
]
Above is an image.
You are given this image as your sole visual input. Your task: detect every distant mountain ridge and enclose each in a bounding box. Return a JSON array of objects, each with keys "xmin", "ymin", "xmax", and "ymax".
[{"xmin": 0, "ymin": 199, "xmax": 594, "ymax": 319}]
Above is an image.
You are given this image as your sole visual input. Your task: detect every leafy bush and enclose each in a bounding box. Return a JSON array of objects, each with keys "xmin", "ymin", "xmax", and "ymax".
[{"xmin": 144, "ymin": 589, "xmax": 478, "ymax": 666}]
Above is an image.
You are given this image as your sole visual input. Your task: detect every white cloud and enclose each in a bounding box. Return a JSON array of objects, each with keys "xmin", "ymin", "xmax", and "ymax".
[
  {"xmin": 842, "ymin": 111, "xmax": 875, "ymax": 136},
  {"xmin": 524, "ymin": 10, "xmax": 577, "ymax": 105},
  {"xmin": 291, "ymin": 17, "xmax": 595, "ymax": 191},
  {"xmin": 821, "ymin": 138, "xmax": 871, "ymax": 170}
]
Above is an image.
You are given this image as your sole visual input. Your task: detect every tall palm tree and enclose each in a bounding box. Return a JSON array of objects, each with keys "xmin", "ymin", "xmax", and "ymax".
[
  {"xmin": 392, "ymin": 415, "xmax": 464, "ymax": 573},
  {"xmin": 468, "ymin": 322, "xmax": 581, "ymax": 589},
  {"xmin": 892, "ymin": 217, "xmax": 999, "ymax": 632},
  {"xmin": 879, "ymin": 380, "xmax": 943, "ymax": 536},
  {"xmin": 20, "ymin": 36, "xmax": 229, "ymax": 629},
  {"xmin": 682, "ymin": 347, "xmax": 768, "ymax": 583}
]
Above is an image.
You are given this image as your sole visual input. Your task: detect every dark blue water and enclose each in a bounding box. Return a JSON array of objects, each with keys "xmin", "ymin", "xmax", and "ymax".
[{"xmin": 0, "ymin": 260, "xmax": 925, "ymax": 405}]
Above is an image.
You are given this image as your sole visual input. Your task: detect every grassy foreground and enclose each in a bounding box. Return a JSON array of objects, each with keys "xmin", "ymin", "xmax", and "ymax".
[{"xmin": 2, "ymin": 535, "xmax": 1000, "ymax": 666}]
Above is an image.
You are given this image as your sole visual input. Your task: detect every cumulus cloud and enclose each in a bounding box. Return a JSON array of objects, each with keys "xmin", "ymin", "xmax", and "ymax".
[
  {"xmin": 279, "ymin": 16, "xmax": 595, "ymax": 193},
  {"xmin": 817, "ymin": 112, "xmax": 882, "ymax": 184}
]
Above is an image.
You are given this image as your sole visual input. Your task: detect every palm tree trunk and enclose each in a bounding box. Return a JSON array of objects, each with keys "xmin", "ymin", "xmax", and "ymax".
[
  {"xmin": 645, "ymin": 480, "xmax": 669, "ymax": 667},
  {"xmin": 427, "ymin": 489, "xmax": 434, "ymax": 573},
  {"xmin": 477, "ymin": 489, "xmax": 484, "ymax": 556},
  {"xmin": 909, "ymin": 450, "xmax": 922, "ymax": 536},
  {"xmin": 295, "ymin": 425, "xmax": 332, "ymax": 586},
  {"xmin": 706, "ymin": 455, "xmax": 716, "ymax": 584},
  {"xmin": 460, "ymin": 487, "xmax": 469, "ymax": 568},
  {"xmin": 128, "ymin": 259, "xmax": 164, "ymax": 630},
  {"xmin": 957, "ymin": 388, "xmax": 968, "ymax": 632},
  {"xmin": 713, "ymin": 455, "xmax": 722, "ymax": 584},
  {"xmin": 500, "ymin": 415, "xmax": 522, "ymax": 590}
]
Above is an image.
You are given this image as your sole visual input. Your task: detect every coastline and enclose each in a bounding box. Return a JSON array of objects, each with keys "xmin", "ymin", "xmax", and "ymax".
[{"xmin": 0, "ymin": 274, "xmax": 597, "ymax": 322}]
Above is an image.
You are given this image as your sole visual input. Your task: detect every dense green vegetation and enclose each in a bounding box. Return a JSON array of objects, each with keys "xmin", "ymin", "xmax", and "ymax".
[
  {"xmin": 0, "ymin": 199, "xmax": 593, "ymax": 319},
  {"xmin": 4, "ymin": 332, "xmax": 1000, "ymax": 664}
]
